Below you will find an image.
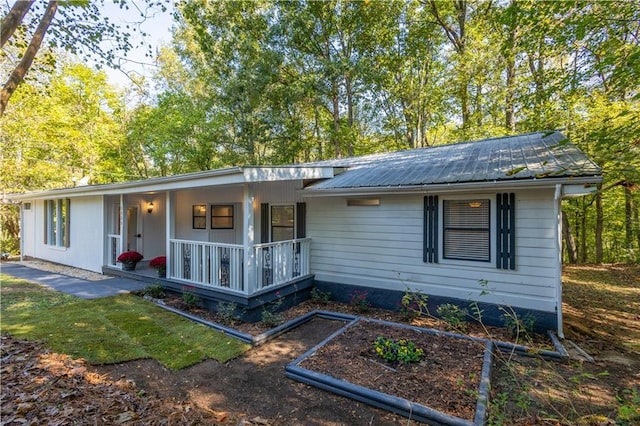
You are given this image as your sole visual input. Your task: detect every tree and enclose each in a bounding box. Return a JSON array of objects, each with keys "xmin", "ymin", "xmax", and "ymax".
[{"xmin": 0, "ymin": 0, "xmax": 167, "ymax": 116}]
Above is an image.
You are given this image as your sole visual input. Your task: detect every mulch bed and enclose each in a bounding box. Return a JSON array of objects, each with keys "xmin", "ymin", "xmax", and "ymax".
[
  {"xmin": 299, "ymin": 320, "xmax": 486, "ymax": 421},
  {"xmin": 0, "ymin": 335, "xmax": 224, "ymax": 425}
]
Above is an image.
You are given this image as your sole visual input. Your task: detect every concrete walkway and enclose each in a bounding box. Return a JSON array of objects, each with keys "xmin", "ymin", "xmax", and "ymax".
[{"xmin": 0, "ymin": 262, "xmax": 148, "ymax": 299}]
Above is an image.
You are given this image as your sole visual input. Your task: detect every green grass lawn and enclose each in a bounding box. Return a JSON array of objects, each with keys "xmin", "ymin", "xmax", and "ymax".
[{"xmin": 0, "ymin": 274, "xmax": 249, "ymax": 370}]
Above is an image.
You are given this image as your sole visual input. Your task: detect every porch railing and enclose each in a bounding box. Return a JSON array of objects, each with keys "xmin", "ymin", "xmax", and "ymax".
[
  {"xmin": 108, "ymin": 234, "xmax": 121, "ymax": 267},
  {"xmin": 166, "ymin": 238, "xmax": 311, "ymax": 295},
  {"xmin": 169, "ymin": 239, "xmax": 245, "ymax": 292},
  {"xmin": 254, "ymin": 238, "xmax": 311, "ymax": 291}
]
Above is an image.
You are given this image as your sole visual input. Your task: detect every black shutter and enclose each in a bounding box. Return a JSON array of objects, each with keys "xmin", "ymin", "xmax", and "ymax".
[
  {"xmin": 260, "ymin": 203, "xmax": 269, "ymax": 243},
  {"xmin": 496, "ymin": 193, "xmax": 516, "ymax": 270},
  {"xmin": 423, "ymin": 195, "xmax": 438, "ymax": 263},
  {"xmin": 296, "ymin": 202, "xmax": 306, "ymax": 238}
]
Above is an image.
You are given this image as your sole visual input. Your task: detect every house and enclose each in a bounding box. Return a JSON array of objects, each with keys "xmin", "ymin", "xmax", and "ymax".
[{"xmin": 9, "ymin": 131, "xmax": 601, "ymax": 336}]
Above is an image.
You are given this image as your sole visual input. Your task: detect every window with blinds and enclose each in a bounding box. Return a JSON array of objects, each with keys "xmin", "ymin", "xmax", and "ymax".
[{"xmin": 443, "ymin": 199, "xmax": 490, "ymax": 262}]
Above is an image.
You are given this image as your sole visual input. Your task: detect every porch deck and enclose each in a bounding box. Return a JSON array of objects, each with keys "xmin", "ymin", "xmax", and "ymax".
[{"xmin": 106, "ymin": 237, "xmax": 312, "ymax": 299}]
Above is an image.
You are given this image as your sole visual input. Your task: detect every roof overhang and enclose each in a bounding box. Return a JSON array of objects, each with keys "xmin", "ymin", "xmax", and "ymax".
[
  {"xmin": 301, "ymin": 176, "xmax": 602, "ymax": 197},
  {"xmin": 7, "ymin": 166, "xmax": 336, "ymax": 201}
]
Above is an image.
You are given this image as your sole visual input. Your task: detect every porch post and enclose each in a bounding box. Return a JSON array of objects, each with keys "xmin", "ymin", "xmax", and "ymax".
[
  {"xmin": 119, "ymin": 194, "xmax": 126, "ymax": 258},
  {"xmin": 243, "ymin": 183, "xmax": 255, "ymax": 295},
  {"xmin": 166, "ymin": 191, "xmax": 173, "ymax": 278}
]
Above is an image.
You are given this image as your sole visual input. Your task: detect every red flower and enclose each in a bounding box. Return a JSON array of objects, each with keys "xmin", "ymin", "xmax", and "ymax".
[
  {"xmin": 116, "ymin": 251, "xmax": 143, "ymax": 264},
  {"xmin": 149, "ymin": 256, "xmax": 166, "ymax": 268}
]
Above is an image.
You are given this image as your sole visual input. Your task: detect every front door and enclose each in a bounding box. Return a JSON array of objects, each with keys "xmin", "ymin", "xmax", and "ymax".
[{"xmin": 126, "ymin": 206, "xmax": 140, "ymax": 252}]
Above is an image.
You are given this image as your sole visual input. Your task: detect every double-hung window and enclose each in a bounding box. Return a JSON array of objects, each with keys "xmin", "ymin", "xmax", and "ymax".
[
  {"xmin": 424, "ymin": 194, "xmax": 516, "ymax": 269},
  {"xmin": 44, "ymin": 199, "xmax": 70, "ymax": 247},
  {"xmin": 443, "ymin": 199, "xmax": 490, "ymax": 262}
]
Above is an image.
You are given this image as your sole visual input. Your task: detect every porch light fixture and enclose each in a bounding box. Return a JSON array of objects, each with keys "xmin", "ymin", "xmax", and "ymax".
[
  {"xmin": 468, "ymin": 201, "xmax": 482, "ymax": 208},
  {"xmin": 147, "ymin": 202, "xmax": 154, "ymax": 214}
]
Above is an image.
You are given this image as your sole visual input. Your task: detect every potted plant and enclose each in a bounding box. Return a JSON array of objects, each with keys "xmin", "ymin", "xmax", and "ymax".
[
  {"xmin": 117, "ymin": 251, "xmax": 143, "ymax": 271},
  {"xmin": 149, "ymin": 256, "xmax": 167, "ymax": 278}
]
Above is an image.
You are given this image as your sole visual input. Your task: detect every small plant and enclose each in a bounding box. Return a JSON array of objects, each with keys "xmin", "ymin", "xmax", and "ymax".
[
  {"xmin": 373, "ymin": 336, "xmax": 424, "ymax": 365},
  {"xmin": 436, "ymin": 303, "xmax": 468, "ymax": 330},
  {"xmin": 310, "ymin": 287, "xmax": 331, "ymax": 304},
  {"xmin": 616, "ymin": 387, "xmax": 640, "ymax": 424},
  {"xmin": 350, "ymin": 289, "xmax": 371, "ymax": 313},
  {"xmin": 182, "ymin": 291, "xmax": 201, "ymax": 309},
  {"xmin": 501, "ymin": 309, "xmax": 536, "ymax": 338},
  {"xmin": 143, "ymin": 285, "xmax": 165, "ymax": 299},
  {"xmin": 261, "ymin": 292, "xmax": 284, "ymax": 327},
  {"xmin": 217, "ymin": 301, "xmax": 239, "ymax": 324},
  {"xmin": 400, "ymin": 288, "xmax": 429, "ymax": 319},
  {"xmin": 116, "ymin": 251, "xmax": 143, "ymax": 270}
]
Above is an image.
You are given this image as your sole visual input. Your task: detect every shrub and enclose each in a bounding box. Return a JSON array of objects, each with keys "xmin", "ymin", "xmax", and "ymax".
[
  {"xmin": 374, "ymin": 336, "xmax": 424, "ymax": 365},
  {"xmin": 310, "ymin": 287, "xmax": 331, "ymax": 304},
  {"xmin": 350, "ymin": 290, "xmax": 371, "ymax": 313},
  {"xmin": 149, "ymin": 256, "xmax": 166, "ymax": 272},
  {"xmin": 143, "ymin": 285, "xmax": 165, "ymax": 299},
  {"xmin": 501, "ymin": 311, "xmax": 536, "ymax": 338},
  {"xmin": 261, "ymin": 292, "xmax": 284, "ymax": 328},
  {"xmin": 436, "ymin": 303, "xmax": 468, "ymax": 330},
  {"xmin": 217, "ymin": 301, "xmax": 239, "ymax": 324},
  {"xmin": 182, "ymin": 291, "xmax": 201, "ymax": 309},
  {"xmin": 400, "ymin": 288, "xmax": 429, "ymax": 319}
]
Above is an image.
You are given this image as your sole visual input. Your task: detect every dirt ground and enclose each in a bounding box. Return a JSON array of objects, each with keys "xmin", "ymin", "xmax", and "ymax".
[{"xmin": 2, "ymin": 263, "xmax": 639, "ymax": 425}]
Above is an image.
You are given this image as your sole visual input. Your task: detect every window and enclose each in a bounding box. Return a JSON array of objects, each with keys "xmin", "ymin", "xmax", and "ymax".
[
  {"xmin": 44, "ymin": 199, "xmax": 70, "ymax": 247},
  {"xmin": 443, "ymin": 199, "xmax": 490, "ymax": 262},
  {"xmin": 211, "ymin": 205, "xmax": 234, "ymax": 229},
  {"xmin": 271, "ymin": 205, "xmax": 294, "ymax": 241},
  {"xmin": 193, "ymin": 205, "xmax": 206, "ymax": 229}
]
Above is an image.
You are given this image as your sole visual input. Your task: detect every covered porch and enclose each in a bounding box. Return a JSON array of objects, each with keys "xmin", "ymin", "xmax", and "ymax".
[{"xmin": 99, "ymin": 167, "xmax": 328, "ymax": 301}]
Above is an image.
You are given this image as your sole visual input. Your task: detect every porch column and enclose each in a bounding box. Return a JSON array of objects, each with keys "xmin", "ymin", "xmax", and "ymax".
[
  {"xmin": 119, "ymin": 194, "xmax": 126, "ymax": 258},
  {"xmin": 166, "ymin": 191, "xmax": 174, "ymax": 278},
  {"xmin": 243, "ymin": 183, "xmax": 256, "ymax": 295}
]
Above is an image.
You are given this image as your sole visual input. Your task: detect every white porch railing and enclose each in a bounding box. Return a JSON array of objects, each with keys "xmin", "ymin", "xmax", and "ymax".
[
  {"xmin": 169, "ymin": 239, "xmax": 245, "ymax": 292},
  {"xmin": 165, "ymin": 238, "xmax": 311, "ymax": 295},
  {"xmin": 108, "ymin": 234, "xmax": 122, "ymax": 267},
  {"xmin": 254, "ymin": 238, "xmax": 311, "ymax": 291}
]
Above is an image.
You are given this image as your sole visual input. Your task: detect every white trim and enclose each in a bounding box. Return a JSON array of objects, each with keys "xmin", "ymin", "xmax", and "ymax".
[
  {"xmin": 301, "ymin": 176, "xmax": 602, "ymax": 197},
  {"xmin": 554, "ymin": 184, "xmax": 564, "ymax": 338}
]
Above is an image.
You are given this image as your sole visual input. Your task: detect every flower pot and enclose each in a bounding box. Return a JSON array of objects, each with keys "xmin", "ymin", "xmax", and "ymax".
[
  {"xmin": 157, "ymin": 269, "xmax": 166, "ymax": 278},
  {"xmin": 122, "ymin": 262, "xmax": 137, "ymax": 271}
]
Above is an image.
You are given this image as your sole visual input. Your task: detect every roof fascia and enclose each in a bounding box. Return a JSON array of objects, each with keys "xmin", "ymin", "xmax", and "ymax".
[
  {"xmin": 243, "ymin": 166, "xmax": 335, "ymax": 182},
  {"xmin": 301, "ymin": 176, "xmax": 602, "ymax": 197}
]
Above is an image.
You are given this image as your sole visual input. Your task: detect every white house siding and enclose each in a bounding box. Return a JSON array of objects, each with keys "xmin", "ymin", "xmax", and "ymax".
[
  {"xmin": 306, "ymin": 188, "xmax": 559, "ymax": 313},
  {"xmin": 29, "ymin": 196, "xmax": 105, "ymax": 273},
  {"xmin": 174, "ymin": 185, "xmax": 244, "ymax": 244}
]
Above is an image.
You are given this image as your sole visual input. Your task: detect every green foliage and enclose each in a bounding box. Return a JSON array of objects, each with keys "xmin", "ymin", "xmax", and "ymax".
[
  {"xmin": 0, "ymin": 275, "xmax": 248, "ymax": 369},
  {"xmin": 310, "ymin": 287, "xmax": 331, "ymax": 305},
  {"xmin": 436, "ymin": 303, "xmax": 468, "ymax": 331},
  {"xmin": 216, "ymin": 301, "xmax": 240, "ymax": 325},
  {"xmin": 260, "ymin": 293, "xmax": 284, "ymax": 328},
  {"xmin": 400, "ymin": 288, "xmax": 429, "ymax": 319},
  {"xmin": 373, "ymin": 336, "xmax": 424, "ymax": 365},
  {"xmin": 181, "ymin": 291, "xmax": 201, "ymax": 309},
  {"xmin": 616, "ymin": 387, "xmax": 640, "ymax": 424},
  {"xmin": 500, "ymin": 309, "xmax": 537, "ymax": 340},
  {"xmin": 142, "ymin": 285, "xmax": 165, "ymax": 299},
  {"xmin": 349, "ymin": 290, "xmax": 371, "ymax": 313}
]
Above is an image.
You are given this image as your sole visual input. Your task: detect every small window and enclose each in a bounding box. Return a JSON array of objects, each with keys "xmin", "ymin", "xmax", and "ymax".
[
  {"xmin": 193, "ymin": 205, "xmax": 206, "ymax": 229},
  {"xmin": 211, "ymin": 205, "xmax": 234, "ymax": 229},
  {"xmin": 271, "ymin": 205, "xmax": 294, "ymax": 241},
  {"xmin": 347, "ymin": 198, "xmax": 380, "ymax": 206},
  {"xmin": 24, "ymin": 202, "xmax": 31, "ymax": 210},
  {"xmin": 44, "ymin": 199, "xmax": 70, "ymax": 247},
  {"xmin": 443, "ymin": 199, "xmax": 490, "ymax": 262}
]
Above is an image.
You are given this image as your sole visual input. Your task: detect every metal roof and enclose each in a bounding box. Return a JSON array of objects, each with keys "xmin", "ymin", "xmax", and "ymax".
[{"xmin": 304, "ymin": 131, "xmax": 602, "ymax": 191}]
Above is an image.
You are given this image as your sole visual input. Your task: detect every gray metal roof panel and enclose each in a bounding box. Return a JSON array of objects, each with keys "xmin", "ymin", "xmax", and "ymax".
[{"xmin": 305, "ymin": 131, "xmax": 601, "ymax": 190}]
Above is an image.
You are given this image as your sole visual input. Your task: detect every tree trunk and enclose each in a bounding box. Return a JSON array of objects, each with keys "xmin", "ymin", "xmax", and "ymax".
[
  {"xmin": 0, "ymin": 1, "xmax": 58, "ymax": 117},
  {"xmin": 562, "ymin": 210, "xmax": 578, "ymax": 264},
  {"xmin": 580, "ymin": 200, "xmax": 587, "ymax": 263},
  {"xmin": 595, "ymin": 186, "xmax": 603, "ymax": 263},
  {"xmin": 1, "ymin": 0, "xmax": 35, "ymax": 47},
  {"xmin": 624, "ymin": 185, "xmax": 633, "ymax": 261}
]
